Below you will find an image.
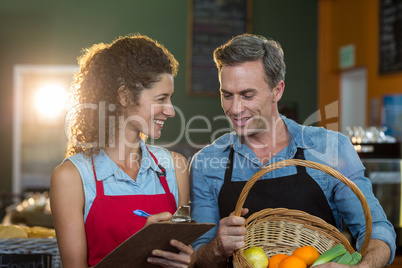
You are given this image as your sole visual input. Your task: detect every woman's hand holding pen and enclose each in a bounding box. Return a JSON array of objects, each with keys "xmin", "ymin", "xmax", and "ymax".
[
  {"xmin": 144, "ymin": 211, "xmax": 173, "ymax": 226},
  {"xmin": 133, "ymin": 209, "xmax": 173, "ymax": 226}
]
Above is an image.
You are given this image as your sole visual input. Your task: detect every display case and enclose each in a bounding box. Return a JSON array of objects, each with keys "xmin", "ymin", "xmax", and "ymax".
[{"xmin": 357, "ymin": 143, "xmax": 402, "ymax": 246}]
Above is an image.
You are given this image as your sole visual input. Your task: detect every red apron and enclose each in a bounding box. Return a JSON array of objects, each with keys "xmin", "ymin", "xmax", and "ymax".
[{"xmin": 85, "ymin": 150, "xmax": 177, "ymax": 266}]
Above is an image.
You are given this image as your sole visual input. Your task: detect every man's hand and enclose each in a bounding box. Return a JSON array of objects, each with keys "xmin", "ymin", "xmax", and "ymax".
[
  {"xmin": 214, "ymin": 208, "xmax": 249, "ymax": 257},
  {"xmin": 195, "ymin": 208, "xmax": 249, "ymax": 268},
  {"xmin": 312, "ymin": 239, "xmax": 391, "ymax": 268}
]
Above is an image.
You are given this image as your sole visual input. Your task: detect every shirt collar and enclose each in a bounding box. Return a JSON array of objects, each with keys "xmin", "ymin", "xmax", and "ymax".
[
  {"xmin": 229, "ymin": 115, "xmax": 316, "ymax": 164},
  {"xmin": 138, "ymin": 139, "xmax": 162, "ymax": 175},
  {"xmin": 281, "ymin": 115, "xmax": 315, "ymax": 149},
  {"xmin": 232, "ymin": 135, "xmax": 261, "ymax": 165},
  {"xmin": 92, "ymin": 150, "xmax": 114, "ymax": 181},
  {"xmin": 93, "ymin": 139, "xmax": 160, "ymax": 181}
]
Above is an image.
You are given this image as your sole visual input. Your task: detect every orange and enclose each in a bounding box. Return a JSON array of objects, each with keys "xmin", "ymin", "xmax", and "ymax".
[
  {"xmin": 292, "ymin": 245, "xmax": 320, "ymax": 267},
  {"xmin": 278, "ymin": 255, "xmax": 307, "ymax": 268},
  {"xmin": 268, "ymin": 254, "xmax": 288, "ymax": 268}
]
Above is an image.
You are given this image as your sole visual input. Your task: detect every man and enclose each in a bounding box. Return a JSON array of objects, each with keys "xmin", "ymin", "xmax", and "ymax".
[{"xmin": 190, "ymin": 34, "xmax": 396, "ymax": 267}]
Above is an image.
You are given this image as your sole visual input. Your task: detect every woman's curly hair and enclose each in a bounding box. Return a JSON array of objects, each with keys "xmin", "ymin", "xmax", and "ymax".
[{"xmin": 65, "ymin": 34, "xmax": 178, "ymax": 157}]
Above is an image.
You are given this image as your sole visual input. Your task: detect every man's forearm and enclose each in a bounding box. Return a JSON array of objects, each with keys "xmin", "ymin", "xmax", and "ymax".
[
  {"xmin": 194, "ymin": 239, "xmax": 229, "ymax": 268},
  {"xmin": 357, "ymin": 239, "xmax": 391, "ymax": 268}
]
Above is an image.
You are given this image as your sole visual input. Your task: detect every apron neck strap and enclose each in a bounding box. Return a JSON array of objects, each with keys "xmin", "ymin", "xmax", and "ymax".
[
  {"xmin": 146, "ymin": 147, "xmax": 171, "ymax": 195},
  {"xmin": 91, "ymin": 148, "xmax": 172, "ymax": 196},
  {"xmin": 224, "ymin": 146, "xmax": 307, "ymax": 183},
  {"xmin": 91, "ymin": 154, "xmax": 105, "ymax": 196},
  {"xmin": 294, "ymin": 148, "xmax": 307, "ymax": 173},
  {"xmin": 224, "ymin": 146, "xmax": 235, "ymax": 183}
]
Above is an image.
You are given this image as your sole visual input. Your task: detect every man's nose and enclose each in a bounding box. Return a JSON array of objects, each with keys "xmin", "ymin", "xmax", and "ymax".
[{"xmin": 230, "ymin": 97, "xmax": 244, "ymax": 114}]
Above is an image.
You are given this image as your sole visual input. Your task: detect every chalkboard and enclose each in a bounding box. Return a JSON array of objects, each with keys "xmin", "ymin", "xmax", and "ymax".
[
  {"xmin": 379, "ymin": 0, "xmax": 402, "ymax": 74},
  {"xmin": 187, "ymin": 0, "xmax": 252, "ymax": 95},
  {"xmin": 0, "ymin": 254, "xmax": 52, "ymax": 268}
]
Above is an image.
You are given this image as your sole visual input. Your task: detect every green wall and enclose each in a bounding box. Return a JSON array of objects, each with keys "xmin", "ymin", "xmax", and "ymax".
[{"xmin": 0, "ymin": 0, "xmax": 317, "ymax": 193}]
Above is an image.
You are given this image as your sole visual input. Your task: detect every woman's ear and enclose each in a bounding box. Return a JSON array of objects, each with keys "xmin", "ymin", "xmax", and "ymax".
[{"xmin": 118, "ymin": 85, "xmax": 129, "ymax": 106}]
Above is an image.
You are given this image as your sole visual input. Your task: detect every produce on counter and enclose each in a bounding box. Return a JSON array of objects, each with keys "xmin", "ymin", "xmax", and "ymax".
[
  {"xmin": 20, "ymin": 225, "xmax": 56, "ymax": 238},
  {"xmin": 0, "ymin": 224, "xmax": 28, "ymax": 238},
  {"xmin": 0, "ymin": 224, "xmax": 55, "ymax": 239}
]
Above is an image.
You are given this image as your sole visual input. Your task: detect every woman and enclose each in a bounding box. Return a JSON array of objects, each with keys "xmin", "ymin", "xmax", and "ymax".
[{"xmin": 50, "ymin": 34, "xmax": 194, "ymax": 267}]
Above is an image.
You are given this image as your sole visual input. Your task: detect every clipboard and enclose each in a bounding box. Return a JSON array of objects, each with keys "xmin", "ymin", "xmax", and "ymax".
[{"xmin": 95, "ymin": 222, "xmax": 215, "ymax": 268}]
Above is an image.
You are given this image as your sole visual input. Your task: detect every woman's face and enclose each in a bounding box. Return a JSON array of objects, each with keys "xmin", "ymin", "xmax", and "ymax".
[{"xmin": 124, "ymin": 73, "xmax": 175, "ymax": 139}]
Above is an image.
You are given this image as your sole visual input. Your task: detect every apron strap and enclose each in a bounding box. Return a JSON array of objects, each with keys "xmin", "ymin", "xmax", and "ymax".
[
  {"xmin": 91, "ymin": 154, "xmax": 105, "ymax": 196},
  {"xmin": 146, "ymin": 147, "xmax": 172, "ymax": 195},
  {"xmin": 294, "ymin": 147, "xmax": 308, "ymax": 172},
  {"xmin": 224, "ymin": 146, "xmax": 235, "ymax": 183},
  {"xmin": 91, "ymin": 148, "xmax": 172, "ymax": 196},
  {"xmin": 224, "ymin": 146, "xmax": 307, "ymax": 183}
]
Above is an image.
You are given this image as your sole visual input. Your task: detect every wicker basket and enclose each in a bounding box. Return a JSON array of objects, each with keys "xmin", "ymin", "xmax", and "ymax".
[
  {"xmin": 0, "ymin": 238, "xmax": 61, "ymax": 267},
  {"xmin": 232, "ymin": 159, "xmax": 372, "ymax": 268}
]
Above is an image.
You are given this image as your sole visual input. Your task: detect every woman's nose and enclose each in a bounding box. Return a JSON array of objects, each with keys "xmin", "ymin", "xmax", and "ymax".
[{"xmin": 163, "ymin": 102, "xmax": 175, "ymax": 117}]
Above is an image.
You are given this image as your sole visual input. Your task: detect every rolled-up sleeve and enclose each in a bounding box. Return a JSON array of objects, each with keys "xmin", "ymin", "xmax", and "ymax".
[{"xmin": 333, "ymin": 136, "xmax": 396, "ymax": 265}]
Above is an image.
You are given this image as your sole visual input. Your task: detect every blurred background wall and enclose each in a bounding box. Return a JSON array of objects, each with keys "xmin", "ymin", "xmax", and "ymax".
[
  {"xmin": 318, "ymin": 0, "xmax": 402, "ymax": 130},
  {"xmin": 0, "ymin": 0, "xmax": 318, "ymax": 194}
]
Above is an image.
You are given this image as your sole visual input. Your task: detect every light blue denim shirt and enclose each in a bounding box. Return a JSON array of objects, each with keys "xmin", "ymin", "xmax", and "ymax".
[
  {"xmin": 65, "ymin": 139, "xmax": 179, "ymax": 222},
  {"xmin": 190, "ymin": 115, "xmax": 396, "ymax": 264}
]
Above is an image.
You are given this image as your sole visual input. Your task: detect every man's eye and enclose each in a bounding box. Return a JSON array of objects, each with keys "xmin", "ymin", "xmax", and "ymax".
[
  {"xmin": 243, "ymin": 94, "xmax": 254, "ymax": 99},
  {"xmin": 222, "ymin": 94, "xmax": 232, "ymax": 99}
]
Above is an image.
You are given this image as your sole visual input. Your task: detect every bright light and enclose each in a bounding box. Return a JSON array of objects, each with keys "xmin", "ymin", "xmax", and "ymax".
[{"xmin": 34, "ymin": 84, "xmax": 67, "ymax": 120}]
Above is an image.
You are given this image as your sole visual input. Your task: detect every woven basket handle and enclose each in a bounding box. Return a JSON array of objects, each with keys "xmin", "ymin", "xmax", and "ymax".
[{"xmin": 233, "ymin": 159, "xmax": 372, "ymax": 256}]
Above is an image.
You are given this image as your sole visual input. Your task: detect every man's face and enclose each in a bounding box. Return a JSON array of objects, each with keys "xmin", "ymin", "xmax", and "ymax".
[{"xmin": 220, "ymin": 60, "xmax": 280, "ymax": 138}]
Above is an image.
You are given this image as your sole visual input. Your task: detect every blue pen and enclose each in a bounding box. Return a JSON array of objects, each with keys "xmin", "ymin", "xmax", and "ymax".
[{"xmin": 133, "ymin": 209, "xmax": 152, "ymax": 218}]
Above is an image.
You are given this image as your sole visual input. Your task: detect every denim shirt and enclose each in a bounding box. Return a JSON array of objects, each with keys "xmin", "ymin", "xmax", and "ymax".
[
  {"xmin": 65, "ymin": 139, "xmax": 179, "ymax": 222},
  {"xmin": 190, "ymin": 115, "xmax": 396, "ymax": 264}
]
